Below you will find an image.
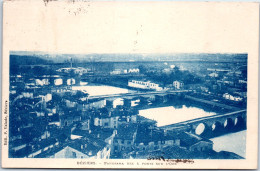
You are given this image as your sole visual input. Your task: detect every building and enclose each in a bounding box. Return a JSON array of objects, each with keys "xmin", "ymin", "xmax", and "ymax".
[
  {"xmin": 54, "ymin": 78, "xmax": 63, "ymax": 85},
  {"xmin": 56, "ymin": 67, "xmax": 89, "ymax": 75},
  {"xmin": 223, "ymin": 93, "xmax": 243, "ymax": 101},
  {"xmin": 208, "ymin": 72, "xmax": 219, "ymax": 78},
  {"xmin": 112, "ymin": 98, "xmax": 124, "ymax": 108},
  {"xmin": 27, "ymin": 138, "xmax": 59, "ymax": 158},
  {"xmin": 77, "ymin": 99, "xmax": 107, "ymax": 111},
  {"xmin": 34, "ymin": 137, "xmax": 111, "ymax": 159},
  {"xmin": 110, "ymin": 69, "xmax": 122, "ymax": 75},
  {"xmin": 173, "ymin": 80, "xmax": 184, "ymax": 89},
  {"xmin": 127, "ymin": 68, "xmax": 140, "ymax": 73},
  {"xmin": 179, "ymin": 132, "xmax": 213, "ymax": 152},
  {"xmin": 135, "ymin": 130, "xmax": 181, "ymax": 153},
  {"xmin": 112, "ymin": 124, "xmax": 138, "ymax": 158},
  {"xmin": 93, "ymin": 108, "xmax": 138, "ymax": 129},
  {"xmin": 128, "ymin": 80, "xmax": 163, "ymax": 91}
]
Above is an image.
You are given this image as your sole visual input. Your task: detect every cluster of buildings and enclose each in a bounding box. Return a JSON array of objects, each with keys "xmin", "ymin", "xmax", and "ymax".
[
  {"xmin": 128, "ymin": 80, "xmax": 184, "ymax": 91},
  {"xmin": 9, "ymin": 58, "xmax": 247, "ymax": 159},
  {"xmin": 110, "ymin": 68, "xmax": 140, "ymax": 75},
  {"xmin": 56, "ymin": 67, "xmax": 90, "ymax": 75},
  {"xmin": 186, "ymin": 66, "xmax": 247, "ymax": 105},
  {"xmin": 9, "ymin": 67, "xmax": 217, "ymax": 159}
]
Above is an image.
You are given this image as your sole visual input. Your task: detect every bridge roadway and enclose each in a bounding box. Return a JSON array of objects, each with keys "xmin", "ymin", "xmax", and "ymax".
[
  {"xmin": 87, "ymin": 90, "xmax": 192, "ymax": 100},
  {"xmin": 160, "ymin": 109, "xmax": 246, "ymax": 130},
  {"xmin": 185, "ymin": 95, "xmax": 241, "ymax": 111}
]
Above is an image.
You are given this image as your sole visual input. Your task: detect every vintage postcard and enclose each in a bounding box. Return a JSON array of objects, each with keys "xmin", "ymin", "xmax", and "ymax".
[{"xmin": 1, "ymin": 0, "xmax": 259, "ymax": 169}]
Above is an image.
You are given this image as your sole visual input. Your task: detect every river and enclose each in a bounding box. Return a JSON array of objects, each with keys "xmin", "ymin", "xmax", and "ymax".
[
  {"xmin": 72, "ymin": 83, "xmax": 134, "ymax": 96},
  {"xmin": 210, "ymin": 130, "xmax": 246, "ymax": 158},
  {"xmin": 139, "ymin": 105, "xmax": 216, "ymax": 127}
]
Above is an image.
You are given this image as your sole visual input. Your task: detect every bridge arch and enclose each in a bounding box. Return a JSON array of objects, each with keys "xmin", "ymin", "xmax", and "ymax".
[
  {"xmin": 224, "ymin": 118, "xmax": 234, "ymax": 130},
  {"xmin": 195, "ymin": 122, "xmax": 210, "ymax": 136}
]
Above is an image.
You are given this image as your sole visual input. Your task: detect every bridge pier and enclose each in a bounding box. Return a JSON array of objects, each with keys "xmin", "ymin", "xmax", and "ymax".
[
  {"xmin": 154, "ymin": 95, "xmax": 168, "ymax": 103},
  {"xmin": 211, "ymin": 121, "xmax": 225, "ymax": 137}
]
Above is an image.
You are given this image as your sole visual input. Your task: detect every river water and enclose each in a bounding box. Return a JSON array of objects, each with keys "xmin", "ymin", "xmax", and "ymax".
[
  {"xmin": 210, "ymin": 130, "xmax": 246, "ymax": 158},
  {"xmin": 139, "ymin": 106, "xmax": 216, "ymax": 127},
  {"xmin": 72, "ymin": 84, "xmax": 133, "ymax": 96}
]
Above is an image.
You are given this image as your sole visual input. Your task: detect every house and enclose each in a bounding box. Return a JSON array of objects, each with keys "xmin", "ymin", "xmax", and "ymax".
[
  {"xmin": 112, "ymin": 124, "xmax": 138, "ymax": 158},
  {"xmin": 173, "ymin": 81, "xmax": 184, "ymax": 90},
  {"xmin": 94, "ymin": 116, "xmax": 120, "ymax": 129},
  {"xmin": 59, "ymin": 111, "xmax": 82, "ymax": 127},
  {"xmin": 128, "ymin": 80, "xmax": 163, "ymax": 91},
  {"xmin": 72, "ymin": 128, "xmax": 115, "ymax": 147},
  {"xmin": 54, "ymin": 78, "xmax": 63, "ymax": 85},
  {"xmin": 208, "ymin": 72, "xmax": 219, "ymax": 78},
  {"xmin": 94, "ymin": 113, "xmax": 137, "ymax": 129},
  {"xmin": 110, "ymin": 69, "xmax": 122, "ymax": 75},
  {"xmin": 200, "ymin": 86, "xmax": 209, "ymax": 93},
  {"xmin": 238, "ymin": 80, "xmax": 247, "ymax": 84},
  {"xmin": 22, "ymin": 91, "xmax": 34, "ymax": 98},
  {"xmin": 135, "ymin": 129, "xmax": 181, "ymax": 153},
  {"xmin": 77, "ymin": 99, "xmax": 107, "ymax": 110},
  {"xmin": 51, "ymin": 86, "xmax": 72, "ymax": 93},
  {"xmin": 34, "ymin": 137, "xmax": 111, "ymax": 159},
  {"xmin": 37, "ymin": 93, "xmax": 52, "ymax": 102},
  {"xmin": 130, "ymin": 98, "xmax": 140, "ymax": 107},
  {"xmin": 93, "ymin": 108, "xmax": 138, "ymax": 129},
  {"xmin": 56, "ymin": 67, "xmax": 89, "ymax": 75},
  {"xmin": 223, "ymin": 93, "xmax": 243, "ymax": 101},
  {"xmin": 81, "ymin": 120, "xmax": 90, "ymax": 130},
  {"xmin": 179, "ymin": 132, "xmax": 213, "ymax": 152},
  {"xmin": 35, "ymin": 79, "xmax": 50, "ymax": 86},
  {"xmin": 112, "ymin": 98, "xmax": 124, "ymax": 108},
  {"xmin": 28, "ymin": 138, "xmax": 59, "ymax": 158},
  {"xmin": 107, "ymin": 98, "xmax": 140, "ymax": 109},
  {"xmin": 128, "ymin": 68, "xmax": 140, "ymax": 73},
  {"xmin": 133, "ymin": 130, "xmax": 213, "ymax": 156}
]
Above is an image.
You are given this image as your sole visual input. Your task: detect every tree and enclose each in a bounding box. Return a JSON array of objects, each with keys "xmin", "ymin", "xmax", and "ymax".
[{"xmin": 138, "ymin": 65, "xmax": 148, "ymax": 74}]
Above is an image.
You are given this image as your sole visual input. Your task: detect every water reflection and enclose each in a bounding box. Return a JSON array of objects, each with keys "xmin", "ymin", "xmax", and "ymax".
[{"xmin": 139, "ymin": 105, "xmax": 216, "ymax": 127}]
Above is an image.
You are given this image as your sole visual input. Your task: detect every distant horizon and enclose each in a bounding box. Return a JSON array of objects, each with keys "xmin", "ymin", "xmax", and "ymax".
[{"xmin": 10, "ymin": 51, "xmax": 247, "ymax": 63}]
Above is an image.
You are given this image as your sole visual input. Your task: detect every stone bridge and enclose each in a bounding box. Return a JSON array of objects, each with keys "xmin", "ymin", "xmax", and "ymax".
[
  {"xmin": 161, "ymin": 110, "xmax": 247, "ymax": 138},
  {"xmin": 87, "ymin": 90, "xmax": 192, "ymax": 101}
]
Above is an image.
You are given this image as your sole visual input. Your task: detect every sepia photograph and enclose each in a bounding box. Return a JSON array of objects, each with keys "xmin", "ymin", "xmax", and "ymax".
[{"xmin": 1, "ymin": 0, "xmax": 259, "ymax": 169}]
